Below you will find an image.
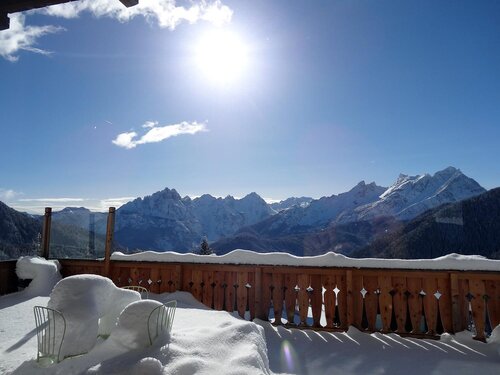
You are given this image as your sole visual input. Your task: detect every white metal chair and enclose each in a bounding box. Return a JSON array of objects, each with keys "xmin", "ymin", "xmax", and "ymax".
[
  {"xmin": 147, "ymin": 300, "xmax": 176, "ymax": 345},
  {"xmin": 34, "ymin": 306, "xmax": 66, "ymax": 364},
  {"xmin": 121, "ymin": 285, "xmax": 149, "ymax": 299}
]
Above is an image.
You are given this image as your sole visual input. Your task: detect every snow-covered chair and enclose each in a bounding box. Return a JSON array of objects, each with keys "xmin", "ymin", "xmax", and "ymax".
[
  {"xmin": 122, "ymin": 285, "xmax": 149, "ymax": 299},
  {"xmin": 33, "ymin": 306, "xmax": 66, "ymax": 364},
  {"xmin": 148, "ymin": 300, "xmax": 177, "ymax": 345}
]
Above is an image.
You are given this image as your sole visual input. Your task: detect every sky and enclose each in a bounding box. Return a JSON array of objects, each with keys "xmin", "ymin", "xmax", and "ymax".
[{"xmin": 0, "ymin": 0, "xmax": 499, "ymax": 213}]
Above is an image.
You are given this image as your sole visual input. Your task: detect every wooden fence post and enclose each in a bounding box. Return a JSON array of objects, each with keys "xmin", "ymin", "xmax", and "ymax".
[
  {"xmin": 103, "ymin": 207, "xmax": 116, "ymax": 277},
  {"xmin": 41, "ymin": 207, "xmax": 52, "ymax": 259}
]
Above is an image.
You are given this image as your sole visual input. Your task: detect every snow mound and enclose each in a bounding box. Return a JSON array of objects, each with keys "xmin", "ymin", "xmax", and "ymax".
[
  {"xmin": 15, "ymin": 256, "xmax": 61, "ymax": 296},
  {"xmin": 130, "ymin": 358, "xmax": 163, "ymax": 375},
  {"xmin": 48, "ymin": 274, "xmax": 140, "ymax": 358},
  {"xmin": 110, "ymin": 300, "xmax": 164, "ymax": 349},
  {"xmin": 166, "ymin": 306, "xmax": 271, "ymax": 375}
]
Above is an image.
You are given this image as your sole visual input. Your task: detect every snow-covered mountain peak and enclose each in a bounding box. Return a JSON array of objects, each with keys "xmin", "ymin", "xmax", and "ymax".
[{"xmin": 349, "ymin": 167, "xmax": 485, "ymax": 222}]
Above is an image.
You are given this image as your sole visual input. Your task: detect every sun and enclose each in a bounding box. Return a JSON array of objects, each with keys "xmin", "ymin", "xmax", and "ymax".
[{"xmin": 195, "ymin": 30, "xmax": 248, "ymax": 85}]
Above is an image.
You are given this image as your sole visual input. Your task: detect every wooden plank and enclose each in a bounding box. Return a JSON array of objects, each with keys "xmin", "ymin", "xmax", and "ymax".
[
  {"xmin": 110, "ymin": 265, "xmax": 121, "ymax": 287},
  {"xmin": 423, "ymin": 278, "xmax": 438, "ymax": 334},
  {"xmin": 392, "ymin": 276, "xmax": 406, "ymax": 333},
  {"xmin": 261, "ymin": 272, "xmax": 272, "ymax": 321},
  {"xmin": 284, "ymin": 273, "xmax": 298, "ymax": 324},
  {"xmin": 310, "ymin": 275, "xmax": 322, "ymax": 327},
  {"xmin": 191, "ymin": 270, "xmax": 203, "ymax": 302},
  {"xmin": 469, "ymin": 278, "xmax": 486, "ymax": 341},
  {"xmin": 237, "ymin": 272, "xmax": 249, "ymax": 319},
  {"xmin": 119, "ymin": 267, "xmax": 130, "ymax": 288},
  {"xmin": 485, "ymin": 279, "xmax": 499, "ymax": 328},
  {"xmin": 336, "ymin": 274, "xmax": 348, "ymax": 330},
  {"xmin": 182, "ymin": 267, "xmax": 192, "ymax": 293},
  {"xmin": 149, "ymin": 267, "xmax": 160, "ymax": 294},
  {"xmin": 407, "ymin": 277, "xmax": 423, "ymax": 333},
  {"xmin": 450, "ymin": 273, "xmax": 461, "ymax": 333},
  {"xmin": 248, "ymin": 271, "xmax": 256, "ymax": 320},
  {"xmin": 203, "ymin": 271, "xmax": 214, "ymax": 308},
  {"xmin": 213, "ymin": 271, "xmax": 225, "ymax": 311},
  {"xmin": 272, "ymin": 273, "xmax": 284, "ymax": 325},
  {"xmin": 137, "ymin": 268, "xmax": 150, "ymax": 288},
  {"xmin": 254, "ymin": 267, "xmax": 265, "ymax": 319},
  {"xmin": 159, "ymin": 268, "xmax": 170, "ymax": 293},
  {"xmin": 378, "ymin": 275, "xmax": 393, "ymax": 332},
  {"xmin": 346, "ymin": 270, "xmax": 354, "ymax": 328},
  {"xmin": 458, "ymin": 279, "xmax": 469, "ymax": 331},
  {"xmin": 363, "ymin": 276, "xmax": 379, "ymax": 331},
  {"xmin": 352, "ymin": 274, "xmax": 364, "ymax": 329},
  {"xmin": 297, "ymin": 274, "xmax": 310, "ymax": 326},
  {"xmin": 437, "ymin": 277, "xmax": 453, "ymax": 333},
  {"xmin": 224, "ymin": 272, "xmax": 236, "ymax": 312},
  {"xmin": 322, "ymin": 274, "xmax": 335, "ymax": 328}
]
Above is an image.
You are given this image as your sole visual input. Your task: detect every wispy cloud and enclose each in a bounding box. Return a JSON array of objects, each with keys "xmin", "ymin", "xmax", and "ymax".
[
  {"xmin": 142, "ymin": 120, "xmax": 158, "ymax": 128},
  {"xmin": 0, "ymin": 188, "xmax": 21, "ymax": 201},
  {"xmin": 112, "ymin": 121, "xmax": 207, "ymax": 149},
  {"xmin": 18, "ymin": 197, "xmax": 85, "ymax": 202},
  {"xmin": 11, "ymin": 196, "xmax": 136, "ymax": 214},
  {"xmin": 0, "ymin": 14, "xmax": 63, "ymax": 62},
  {"xmin": 0, "ymin": 1, "xmax": 232, "ymax": 61},
  {"xmin": 99, "ymin": 196, "xmax": 135, "ymax": 209}
]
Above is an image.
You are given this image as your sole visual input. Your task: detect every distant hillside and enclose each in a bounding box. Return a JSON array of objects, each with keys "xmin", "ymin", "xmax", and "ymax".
[
  {"xmin": 353, "ymin": 187, "xmax": 500, "ymax": 259},
  {"xmin": 0, "ymin": 201, "xmax": 41, "ymax": 260},
  {"xmin": 212, "ymin": 216, "xmax": 402, "ymax": 256}
]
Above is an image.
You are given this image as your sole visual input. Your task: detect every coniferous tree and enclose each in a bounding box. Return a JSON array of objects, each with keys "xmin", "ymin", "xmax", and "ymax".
[{"xmin": 199, "ymin": 238, "xmax": 213, "ymax": 255}]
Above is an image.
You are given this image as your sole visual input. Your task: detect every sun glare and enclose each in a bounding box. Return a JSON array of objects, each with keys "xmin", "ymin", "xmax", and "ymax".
[{"xmin": 195, "ymin": 30, "xmax": 248, "ymax": 85}]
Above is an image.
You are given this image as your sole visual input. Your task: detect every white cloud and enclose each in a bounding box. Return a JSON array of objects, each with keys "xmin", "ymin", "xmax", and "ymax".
[
  {"xmin": 0, "ymin": 1, "xmax": 232, "ymax": 61},
  {"xmin": 112, "ymin": 121, "xmax": 207, "ymax": 149},
  {"xmin": 112, "ymin": 131, "xmax": 138, "ymax": 149},
  {"xmin": 41, "ymin": 0, "xmax": 232, "ymax": 29},
  {"xmin": 0, "ymin": 13, "xmax": 63, "ymax": 62},
  {"xmin": 142, "ymin": 120, "xmax": 158, "ymax": 128},
  {"xmin": 0, "ymin": 188, "xmax": 20, "ymax": 201}
]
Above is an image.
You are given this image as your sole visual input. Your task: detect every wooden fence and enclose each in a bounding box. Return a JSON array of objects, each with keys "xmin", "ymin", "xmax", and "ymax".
[{"xmin": 56, "ymin": 259, "xmax": 500, "ymax": 342}]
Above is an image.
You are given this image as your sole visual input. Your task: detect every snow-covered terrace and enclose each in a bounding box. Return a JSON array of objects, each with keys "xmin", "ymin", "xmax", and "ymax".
[{"xmin": 0, "ymin": 256, "xmax": 499, "ymax": 375}]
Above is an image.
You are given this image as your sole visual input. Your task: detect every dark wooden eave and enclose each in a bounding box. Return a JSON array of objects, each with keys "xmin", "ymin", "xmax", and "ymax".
[{"xmin": 0, "ymin": 0, "xmax": 139, "ymax": 30}]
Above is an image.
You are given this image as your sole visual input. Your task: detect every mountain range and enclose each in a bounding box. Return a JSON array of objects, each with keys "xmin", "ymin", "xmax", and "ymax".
[{"xmin": 0, "ymin": 166, "xmax": 495, "ymax": 259}]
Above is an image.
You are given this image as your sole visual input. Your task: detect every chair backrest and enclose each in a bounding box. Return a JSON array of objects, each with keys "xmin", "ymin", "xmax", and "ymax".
[
  {"xmin": 33, "ymin": 306, "xmax": 66, "ymax": 364},
  {"xmin": 147, "ymin": 300, "xmax": 177, "ymax": 345},
  {"xmin": 121, "ymin": 285, "xmax": 149, "ymax": 299}
]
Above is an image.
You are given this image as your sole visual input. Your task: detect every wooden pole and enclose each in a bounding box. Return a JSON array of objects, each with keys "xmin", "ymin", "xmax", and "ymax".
[
  {"xmin": 104, "ymin": 207, "xmax": 116, "ymax": 277},
  {"xmin": 41, "ymin": 207, "xmax": 52, "ymax": 259}
]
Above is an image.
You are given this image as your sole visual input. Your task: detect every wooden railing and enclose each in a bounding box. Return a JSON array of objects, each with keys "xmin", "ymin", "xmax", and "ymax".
[{"xmin": 56, "ymin": 259, "xmax": 500, "ymax": 341}]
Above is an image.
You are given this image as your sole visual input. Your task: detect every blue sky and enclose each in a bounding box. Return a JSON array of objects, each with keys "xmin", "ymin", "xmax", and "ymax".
[{"xmin": 0, "ymin": 0, "xmax": 499, "ymax": 213}]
